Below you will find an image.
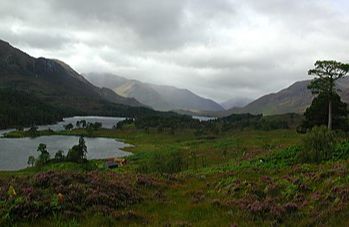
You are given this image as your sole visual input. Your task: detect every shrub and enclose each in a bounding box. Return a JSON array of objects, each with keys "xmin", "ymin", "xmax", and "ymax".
[
  {"xmin": 64, "ymin": 123, "xmax": 74, "ymax": 131},
  {"xmin": 27, "ymin": 156, "xmax": 36, "ymax": 167},
  {"xmin": 138, "ymin": 151, "xmax": 184, "ymax": 174},
  {"xmin": 28, "ymin": 126, "xmax": 38, "ymax": 137},
  {"xmin": 261, "ymin": 146, "xmax": 301, "ymax": 168},
  {"xmin": 35, "ymin": 144, "xmax": 50, "ymax": 166},
  {"xmin": 54, "ymin": 150, "xmax": 65, "ymax": 161},
  {"xmin": 115, "ymin": 118, "xmax": 134, "ymax": 129},
  {"xmin": 332, "ymin": 140, "xmax": 349, "ymax": 160},
  {"xmin": 86, "ymin": 122, "xmax": 102, "ymax": 130},
  {"xmin": 298, "ymin": 126, "xmax": 336, "ymax": 163},
  {"xmin": 66, "ymin": 136, "xmax": 87, "ymax": 163},
  {"xmin": 67, "ymin": 146, "xmax": 83, "ymax": 163},
  {"xmin": 165, "ymin": 151, "xmax": 183, "ymax": 173}
]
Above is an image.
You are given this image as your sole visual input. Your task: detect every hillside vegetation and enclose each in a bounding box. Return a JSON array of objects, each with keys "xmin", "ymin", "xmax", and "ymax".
[
  {"xmin": 0, "ymin": 40, "xmax": 161, "ymax": 128},
  {"xmin": 2, "ymin": 114, "xmax": 349, "ymax": 226}
]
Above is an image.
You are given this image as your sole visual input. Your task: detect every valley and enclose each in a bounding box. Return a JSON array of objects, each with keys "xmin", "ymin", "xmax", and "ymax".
[
  {"xmin": 2, "ymin": 122, "xmax": 349, "ymax": 226},
  {"xmin": 1, "ymin": 0, "xmax": 349, "ymax": 225},
  {"xmin": 85, "ymin": 73, "xmax": 225, "ymax": 112},
  {"xmin": 0, "ymin": 40, "xmax": 349, "ymax": 226}
]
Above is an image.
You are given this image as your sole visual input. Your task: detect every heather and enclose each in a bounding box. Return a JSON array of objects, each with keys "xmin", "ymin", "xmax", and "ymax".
[{"xmin": 2, "ymin": 124, "xmax": 349, "ymax": 226}]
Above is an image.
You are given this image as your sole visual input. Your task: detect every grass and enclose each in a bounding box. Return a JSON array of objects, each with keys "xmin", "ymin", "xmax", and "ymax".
[{"xmin": 2, "ymin": 127, "xmax": 349, "ymax": 226}]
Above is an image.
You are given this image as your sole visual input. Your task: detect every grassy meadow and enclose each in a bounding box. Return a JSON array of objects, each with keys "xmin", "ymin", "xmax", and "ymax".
[{"xmin": 2, "ymin": 125, "xmax": 349, "ymax": 226}]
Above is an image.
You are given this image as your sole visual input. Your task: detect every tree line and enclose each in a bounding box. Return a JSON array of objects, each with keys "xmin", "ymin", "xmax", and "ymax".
[{"xmin": 28, "ymin": 136, "xmax": 88, "ymax": 167}]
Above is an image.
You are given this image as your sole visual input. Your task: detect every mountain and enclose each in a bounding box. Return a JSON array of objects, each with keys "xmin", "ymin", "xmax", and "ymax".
[
  {"xmin": 220, "ymin": 97, "xmax": 253, "ymax": 110},
  {"xmin": 0, "ymin": 39, "xmax": 153, "ymax": 128},
  {"xmin": 226, "ymin": 78, "xmax": 349, "ymax": 116},
  {"xmin": 114, "ymin": 80, "xmax": 172, "ymax": 110},
  {"xmin": 85, "ymin": 73, "xmax": 225, "ymax": 112},
  {"xmin": 0, "ymin": 40, "xmax": 142, "ymax": 108},
  {"xmin": 149, "ymin": 84, "xmax": 224, "ymax": 112}
]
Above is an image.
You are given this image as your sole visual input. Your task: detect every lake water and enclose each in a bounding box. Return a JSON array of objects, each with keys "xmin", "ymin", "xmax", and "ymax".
[
  {"xmin": 37, "ymin": 116, "xmax": 126, "ymax": 131},
  {"xmin": 0, "ymin": 116, "xmax": 126, "ymax": 137},
  {"xmin": 192, "ymin": 116, "xmax": 217, "ymax": 121},
  {"xmin": 0, "ymin": 136, "xmax": 132, "ymax": 170},
  {"xmin": 0, "ymin": 116, "xmax": 131, "ymax": 170}
]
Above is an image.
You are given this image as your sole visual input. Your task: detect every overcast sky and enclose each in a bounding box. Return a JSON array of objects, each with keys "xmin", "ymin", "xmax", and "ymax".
[{"xmin": 1, "ymin": 0, "xmax": 349, "ymax": 102}]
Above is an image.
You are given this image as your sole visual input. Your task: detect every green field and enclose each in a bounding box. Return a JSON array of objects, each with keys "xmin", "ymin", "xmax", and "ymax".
[{"xmin": 2, "ymin": 127, "xmax": 349, "ymax": 226}]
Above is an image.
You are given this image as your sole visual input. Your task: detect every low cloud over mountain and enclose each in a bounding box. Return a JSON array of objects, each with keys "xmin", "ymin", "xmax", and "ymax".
[{"xmin": 1, "ymin": 0, "xmax": 349, "ymax": 102}]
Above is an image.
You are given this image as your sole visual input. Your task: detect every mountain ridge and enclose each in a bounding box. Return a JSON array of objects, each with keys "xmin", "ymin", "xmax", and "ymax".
[
  {"xmin": 85, "ymin": 73, "xmax": 225, "ymax": 112},
  {"xmin": 220, "ymin": 97, "xmax": 253, "ymax": 110},
  {"xmin": 0, "ymin": 39, "xmax": 142, "ymax": 108},
  {"xmin": 0, "ymin": 39, "xmax": 156, "ymax": 129},
  {"xmin": 226, "ymin": 78, "xmax": 349, "ymax": 116}
]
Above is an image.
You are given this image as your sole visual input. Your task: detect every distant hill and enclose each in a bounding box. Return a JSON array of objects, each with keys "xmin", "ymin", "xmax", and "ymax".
[
  {"xmin": 114, "ymin": 80, "xmax": 172, "ymax": 110},
  {"xmin": 85, "ymin": 73, "xmax": 225, "ymax": 112},
  {"xmin": 225, "ymin": 78, "xmax": 349, "ymax": 116},
  {"xmin": 0, "ymin": 39, "xmax": 159, "ymax": 128},
  {"xmin": 220, "ymin": 97, "xmax": 252, "ymax": 110}
]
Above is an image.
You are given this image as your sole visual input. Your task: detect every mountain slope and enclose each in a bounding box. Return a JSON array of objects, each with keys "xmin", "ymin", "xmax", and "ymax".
[
  {"xmin": 148, "ymin": 84, "xmax": 224, "ymax": 112},
  {"xmin": 114, "ymin": 80, "xmax": 172, "ymax": 110},
  {"xmin": 0, "ymin": 88, "xmax": 67, "ymax": 129},
  {"xmin": 227, "ymin": 78, "xmax": 349, "ymax": 116},
  {"xmin": 0, "ymin": 39, "xmax": 155, "ymax": 128},
  {"xmin": 220, "ymin": 97, "xmax": 253, "ymax": 110},
  {"xmin": 0, "ymin": 40, "xmax": 142, "ymax": 111},
  {"xmin": 85, "ymin": 73, "xmax": 224, "ymax": 112}
]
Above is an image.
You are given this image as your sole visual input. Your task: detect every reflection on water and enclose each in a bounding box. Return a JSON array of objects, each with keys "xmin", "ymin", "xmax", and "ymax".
[
  {"xmin": 192, "ymin": 115, "xmax": 217, "ymax": 121},
  {"xmin": 37, "ymin": 116, "xmax": 126, "ymax": 131},
  {"xmin": 0, "ymin": 136, "xmax": 132, "ymax": 170},
  {"xmin": 0, "ymin": 116, "xmax": 131, "ymax": 170}
]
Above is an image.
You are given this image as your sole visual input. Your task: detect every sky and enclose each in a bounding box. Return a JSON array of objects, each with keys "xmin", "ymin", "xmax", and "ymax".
[{"xmin": 1, "ymin": 0, "xmax": 349, "ymax": 102}]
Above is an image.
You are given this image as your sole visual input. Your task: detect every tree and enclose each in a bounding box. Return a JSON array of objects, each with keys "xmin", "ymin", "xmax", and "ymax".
[
  {"xmin": 28, "ymin": 126, "xmax": 38, "ymax": 137},
  {"xmin": 80, "ymin": 120, "xmax": 87, "ymax": 128},
  {"xmin": 37, "ymin": 143, "xmax": 48, "ymax": 153},
  {"xmin": 27, "ymin": 156, "xmax": 36, "ymax": 167},
  {"xmin": 300, "ymin": 93, "xmax": 348, "ymax": 131},
  {"xmin": 298, "ymin": 126, "xmax": 336, "ymax": 163},
  {"xmin": 308, "ymin": 60, "xmax": 349, "ymax": 130},
  {"xmin": 78, "ymin": 136, "xmax": 87, "ymax": 158},
  {"xmin": 67, "ymin": 136, "xmax": 87, "ymax": 163},
  {"xmin": 64, "ymin": 123, "xmax": 74, "ymax": 131},
  {"xmin": 36, "ymin": 143, "xmax": 50, "ymax": 165},
  {"xmin": 67, "ymin": 146, "xmax": 80, "ymax": 162},
  {"xmin": 55, "ymin": 150, "xmax": 65, "ymax": 161},
  {"xmin": 87, "ymin": 122, "xmax": 102, "ymax": 130}
]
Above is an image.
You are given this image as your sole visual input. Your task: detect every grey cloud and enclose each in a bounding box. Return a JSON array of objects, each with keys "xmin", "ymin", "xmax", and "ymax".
[
  {"xmin": 49, "ymin": 0, "xmax": 190, "ymax": 50},
  {"xmin": 0, "ymin": 0, "xmax": 349, "ymax": 102},
  {"xmin": 0, "ymin": 29, "xmax": 72, "ymax": 50}
]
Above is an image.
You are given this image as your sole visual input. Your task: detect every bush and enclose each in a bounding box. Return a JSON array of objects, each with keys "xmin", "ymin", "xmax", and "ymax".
[
  {"xmin": 64, "ymin": 123, "xmax": 74, "ymax": 131},
  {"xmin": 260, "ymin": 146, "xmax": 301, "ymax": 168},
  {"xmin": 115, "ymin": 118, "xmax": 134, "ymax": 129},
  {"xmin": 332, "ymin": 140, "xmax": 349, "ymax": 160},
  {"xmin": 28, "ymin": 126, "xmax": 38, "ymax": 137},
  {"xmin": 137, "ymin": 151, "xmax": 184, "ymax": 174},
  {"xmin": 54, "ymin": 150, "xmax": 65, "ymax": 161},
  {"xmin": 66, "ymin": 136, "xmax": 87, "ymax": 163},
  {"xmin": 35, "ymin": 144, "xmax": 50, "ymax": 166},
  {"xmin": 27, "ymin": 156, "xmax": 36, "ymax": 167},
  {"xmin": 298, "ymin": 126, "xmax": 336, "ymax": 163}
]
